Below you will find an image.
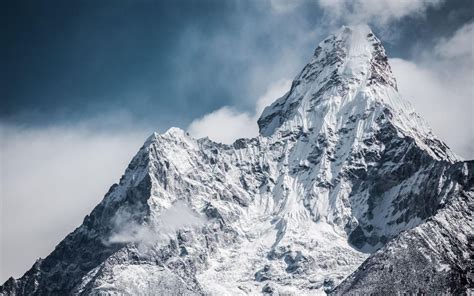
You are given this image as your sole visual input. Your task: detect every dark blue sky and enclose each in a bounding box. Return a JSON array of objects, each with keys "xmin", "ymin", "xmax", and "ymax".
[{"xmin": 1, "ymin": 0, "xmax": 472, "ymax": 131}]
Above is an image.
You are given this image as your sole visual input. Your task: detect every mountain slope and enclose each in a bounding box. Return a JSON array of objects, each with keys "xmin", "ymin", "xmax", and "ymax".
[
  {"xmin": 332, "ymin": 164, "xmax": 473, "ymax": 295},
  {"xmin": 1, "ymin": 25, "xmax": 472, "ymax": 295}
]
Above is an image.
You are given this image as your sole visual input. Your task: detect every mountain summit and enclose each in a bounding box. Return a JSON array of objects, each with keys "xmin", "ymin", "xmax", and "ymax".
[
  {"xmin": 1, "ymin": 25, "xmax": 472, "ymax": 295},
  {"xmin": 259, "ymin": 25, "xmax": 455, "ymax": 161},
  {"xmin": 259, "ymin": 24, "xmax": 397, "ymax": 135}
]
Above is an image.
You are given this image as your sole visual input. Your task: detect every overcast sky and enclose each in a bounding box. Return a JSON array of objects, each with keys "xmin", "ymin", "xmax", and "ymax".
[{"xmin": 1, "ymin": 0, "xmax": 473, "ymax": 282}]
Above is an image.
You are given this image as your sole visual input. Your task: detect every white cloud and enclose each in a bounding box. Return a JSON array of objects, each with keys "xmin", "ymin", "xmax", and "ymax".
[
  {"xmin": 0, "ymin": 124, "xmax": 148, "ymax": 282},
  {"xmin": 187, "ymin": 79, "xmax": 292, "ymax": 144},
  {"xmin": 187, "ymin": 107, "xmax": 258, "ymax": 144},
  {"xmin": 318, "ymin": 0, "xmax": 443, "ymax": 25},
  {"xmin": 390, "ymin": 22, "xmax": 474, "ymax": 159}
]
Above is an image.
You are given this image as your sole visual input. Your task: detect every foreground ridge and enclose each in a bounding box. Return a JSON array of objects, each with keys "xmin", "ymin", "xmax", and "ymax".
[
  {"xmin": 332, "ymin": 176, "xmax": 473, "ymax": 295},
  {"xmin": 1, "ymin": 25, "xmax": 472, "ymax": 295}
]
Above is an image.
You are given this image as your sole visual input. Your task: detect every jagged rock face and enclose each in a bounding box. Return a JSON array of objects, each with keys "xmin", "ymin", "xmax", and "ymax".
[
  {"xmin": 332, "ymin": 163, "xmax": 474, "ymax": 295},
  {"xmin": 1, "ymin": 25, "xmax": 472, "ymax": 296}
]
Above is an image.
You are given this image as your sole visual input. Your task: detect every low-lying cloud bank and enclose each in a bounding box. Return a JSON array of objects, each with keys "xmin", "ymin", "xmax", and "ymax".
[{"xmin": 0, "ymin": 123, "xmax": 149, "ymax": 281}]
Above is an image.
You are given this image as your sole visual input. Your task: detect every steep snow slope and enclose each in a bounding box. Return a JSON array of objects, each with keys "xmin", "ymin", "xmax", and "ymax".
[{"xmin": 1, "ymin": 25, "xmax": 471, "ymax": 295}]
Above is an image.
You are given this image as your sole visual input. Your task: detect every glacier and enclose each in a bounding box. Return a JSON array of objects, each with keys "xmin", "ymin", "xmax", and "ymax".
[{"xmin": 1, "ymin": 25, "xmax": 472, "ymax": 295}]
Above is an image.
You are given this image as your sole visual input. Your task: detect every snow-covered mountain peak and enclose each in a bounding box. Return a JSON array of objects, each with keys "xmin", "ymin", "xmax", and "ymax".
[
  {"xmin": 258, "ymin": 25, "xmax": 456, "ymax": 162},
  {"xmin": 258, "ymin": 25, "xmax": 396, "ymax": 136},
  {"xmin": 2, "ymin": 25, "xmax": 470, "ymax": 296}
]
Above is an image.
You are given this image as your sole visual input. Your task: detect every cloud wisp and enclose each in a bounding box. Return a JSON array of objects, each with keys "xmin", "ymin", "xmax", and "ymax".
[
  {"xmin": 318, "ymin": 0, "xmax": 444, "ymax": 26},
  {"xmin": 269, "ymin": 0, "xmax": 444, "ymax": 27},
  {"xmin": 106, "ymin": 201, "xmax": 207, "ymax": 251}
]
